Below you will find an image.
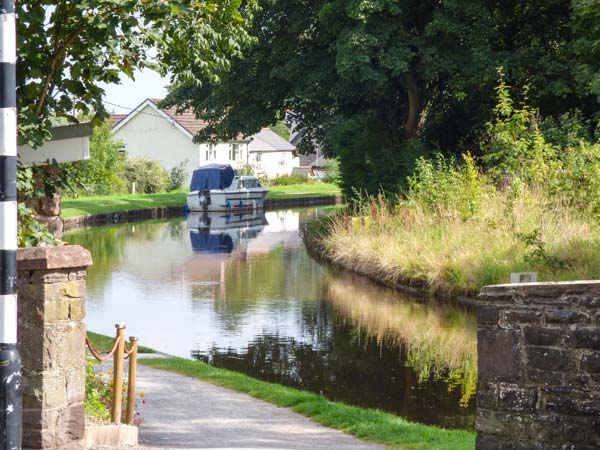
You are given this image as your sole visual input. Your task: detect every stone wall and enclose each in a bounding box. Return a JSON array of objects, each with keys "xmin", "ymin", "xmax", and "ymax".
[
  {"xmin": 477, "ymin": 281, "xmax": 600, "ymax": 450},
  {"xmin": 17, "ymin": 245, "xmax": 92, "ymax": 450}
]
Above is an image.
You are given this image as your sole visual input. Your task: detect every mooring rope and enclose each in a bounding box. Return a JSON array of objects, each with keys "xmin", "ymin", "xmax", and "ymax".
[{"xmin": 85, "ymin": 335, "xmax": 122, "ymax": 362}]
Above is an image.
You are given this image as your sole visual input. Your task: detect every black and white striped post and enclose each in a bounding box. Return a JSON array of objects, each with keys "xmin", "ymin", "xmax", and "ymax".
[{"xmin": 0, "ymin": 0, "xmax": 21, "ymax": 448}]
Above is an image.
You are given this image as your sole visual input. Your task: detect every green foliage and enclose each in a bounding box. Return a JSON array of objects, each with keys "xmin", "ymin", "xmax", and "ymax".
[
  {"xmin": 268, "ymin": 173, "xmax": 311, "ymax": 185},
  {"xmin": 124, "ymin": 157, "xmax": 170, "ymax": 194},
  {"xmin": 408, "ymin": 153, "xmax": 490, "ymax": 220},
  {"xmin": 16, "ymin": 165, "xmax": 60, "ymax": 248},
  {"xmin": 517, "ymin": 229, "xmax": 572, "ymax": 273},
  {"xmin": 164, "ymin": 0, "xmax": 600, "ymax": 195},
  {"xmin": 64, "ymin": 122, "xmax": 128, "ymax": 196},
  {"xmin": 270, "ymin": 121, "xmax": 291, "ymax": 141},
  {"xmin": 84, "ymin": 356, "xmax": 111, "ymax": 421},
  {"xmin": 236, "ymin": 163, "xmax": 257, "ymax": 176},
  {"xmin": 168, "ymin": 160, "xmax": 189, "ymax": 191},
  {"xmin": 17, "ymin": 0, "xmax": 257, "ymax": 148},
  {"xmin": 483, "ymin": 82, "xmax": 600, "ymax": 218}
]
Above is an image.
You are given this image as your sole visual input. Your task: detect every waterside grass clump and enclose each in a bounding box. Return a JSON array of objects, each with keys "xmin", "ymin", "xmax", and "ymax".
[
  {"xmin": 141, "ymin": 356, "xmax": 476, "ymax": 450},
  {"xmin": 313, "ymin": 187, "xmax": 600, "ymax": 299},
  {"xmin": 310, "ymin": 85, "xmax": 600, "ymax": 299}
]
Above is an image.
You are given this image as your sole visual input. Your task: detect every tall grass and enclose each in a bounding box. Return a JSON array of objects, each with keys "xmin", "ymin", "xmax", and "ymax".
[
  {"xmin": 315, "ymin": 83, "xmax": 600, "ymax": 297},
  {"xmin": 317, "ymin": 167, "xmax": 600, "ymax": 298}
]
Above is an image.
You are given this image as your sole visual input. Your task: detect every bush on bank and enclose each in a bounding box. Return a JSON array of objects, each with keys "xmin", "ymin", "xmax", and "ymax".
[{"xmin": 315, "ymin": 84, "xmax": 600, "ymax": 297}]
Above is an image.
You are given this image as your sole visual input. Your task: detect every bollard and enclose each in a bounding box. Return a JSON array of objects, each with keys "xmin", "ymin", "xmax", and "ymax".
[
  {"xmin": 125, "ymin": 336, "xmax": 139, "ymax": 425},
  {"xmin": 112, "ymin": 323, "xmax": 126, "ymax": 423}
]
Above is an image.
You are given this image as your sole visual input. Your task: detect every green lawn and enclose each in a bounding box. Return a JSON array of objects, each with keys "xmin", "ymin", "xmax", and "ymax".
[
  {"xmin": 87, "ymin": 331, "xmax": 156, "ymax": 354},
  {"xmin": 266, "ymin": 182, "xmax": 341, "ymax": 199},
  {"xmin": 141, "ymin": 357, "xmax": 475, "ymax": 450},
  {"xmin": 61, "ymin": 183, "xmax": 341, "ymax": 218}
]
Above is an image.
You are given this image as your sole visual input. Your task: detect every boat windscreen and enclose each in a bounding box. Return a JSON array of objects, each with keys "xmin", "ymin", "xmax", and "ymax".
[{"xmin": 190, "ymin": 164, "xmax": 236, "ymax": 191}]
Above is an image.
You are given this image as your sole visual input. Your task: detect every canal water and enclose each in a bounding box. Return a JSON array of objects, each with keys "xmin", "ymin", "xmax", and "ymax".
[{"xmin": 64, "ymin": 208, "xmax": 476, "ymax": 430}]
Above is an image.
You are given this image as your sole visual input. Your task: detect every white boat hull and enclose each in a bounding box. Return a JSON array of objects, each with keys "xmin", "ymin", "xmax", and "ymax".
[{"xmin": 187, "ymin": 189, "xmax": 268, "ymax": 212}]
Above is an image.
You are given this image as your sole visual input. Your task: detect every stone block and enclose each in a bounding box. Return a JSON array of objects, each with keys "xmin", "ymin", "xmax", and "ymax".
[
  {"xmin": 545, "ymin": 393, "xmax": 600, "ymax": 417},
  {"xmin": 566, "ymin": 329, "xmax": 600, "ymax": 350},
  {"xmin": 478, "ymin": 329, "xmax": 522, "ymax": 382},
  {"xmin": 527, "ymin": 346, "xmax": 570, "ymax": 371},
  {"xmin": 578, "ymin": 295, "xmax": 600, "ymax": 308},
  {"xmin": 68, "ymin": 298, "xmax": 86, "ymax": 321},
  {"xmin": 496, "ymin": 385, "xmax": 538, "ymax": 413},
  {"xmin": 501, "ymin": 309, "xmax": 543, "ymax": 328},
  {"xmin": 524, "ymin": 327, "xmax": 562, "ymax": 347},
  {"xmin": 478, "ymin": 305, "xmax": 499, "ymax": 324},
  {"xmin": 526, "ymin": 368, "xmax": 564, "ymax": 386},
  {"xmin": 56, "ymin": 404, "xmax": 85, "ymax": 442},
  {"xmin": 65, "ymin": 369, "xmax": 85, "ymax": 404},
  {"xmin": 580, "ymin": 352, "xmax": 600, "ymax": 373},
  {"xmin": 546, "ymin": 310, "xmax": 589, "ymax": 325}
]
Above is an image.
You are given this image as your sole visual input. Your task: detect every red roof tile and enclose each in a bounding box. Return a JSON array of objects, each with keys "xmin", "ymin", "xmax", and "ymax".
[{"xmin": 148, "ymin": 98, "xmax": 209, "ymax": 136}]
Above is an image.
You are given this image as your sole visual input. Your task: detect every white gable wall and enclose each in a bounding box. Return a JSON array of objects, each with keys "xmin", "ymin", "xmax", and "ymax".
[
  {"xmin": 249, "ymin": 151, "xmax": 299, "ymax": 178},
  {"xmin": 114, "ymin": 104, "xmax": 199, "ymax": 182}
]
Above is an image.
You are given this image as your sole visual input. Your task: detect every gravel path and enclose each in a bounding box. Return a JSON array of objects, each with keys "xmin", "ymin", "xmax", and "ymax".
[{"xmin": 96, "ymin": 363, "xmax": 384, "ymax": 450}]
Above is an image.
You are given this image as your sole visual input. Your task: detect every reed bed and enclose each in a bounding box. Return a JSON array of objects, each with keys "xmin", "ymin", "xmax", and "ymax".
[{"xmin": 316, "ymin": 189, "xmax": 600, "ymax": 298}]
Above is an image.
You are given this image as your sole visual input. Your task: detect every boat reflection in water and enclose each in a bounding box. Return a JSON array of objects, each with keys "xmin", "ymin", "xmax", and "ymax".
[{"xmin": 187, "ymin": 211, "xmax": 267, "ymax": 254}]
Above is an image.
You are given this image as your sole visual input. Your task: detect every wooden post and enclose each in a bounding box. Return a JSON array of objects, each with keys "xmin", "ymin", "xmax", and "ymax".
[
  {"xmin": 112, "ymin": 323, "xmax": 126, "ymax": 423},
  {"xmin": 125, "ymin": 336, "xmax": 139, "ymax": 425}
]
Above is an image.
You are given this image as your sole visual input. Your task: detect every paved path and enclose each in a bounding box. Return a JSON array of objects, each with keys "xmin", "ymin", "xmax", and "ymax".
[{"xmin": 115, "ymin": 364, "xmax": 384, "ymax": 450}]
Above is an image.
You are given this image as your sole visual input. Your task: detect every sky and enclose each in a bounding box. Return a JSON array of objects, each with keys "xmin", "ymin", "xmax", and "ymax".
[{"xmin": 100, "ymin": 68, "xmax": 170, "ymax": 115}]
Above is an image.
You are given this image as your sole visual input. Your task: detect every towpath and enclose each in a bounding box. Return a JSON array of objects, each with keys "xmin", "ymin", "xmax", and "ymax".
[{"xmin": 95, "ymin": 363, "xmax": 384, "ymax": 450}]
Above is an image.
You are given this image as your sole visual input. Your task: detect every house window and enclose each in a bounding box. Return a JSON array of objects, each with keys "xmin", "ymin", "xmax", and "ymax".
[
  {"xmin": 230, "ymin": 143, "xmax": 240, "ymax": 161},
  {"xmin": 206, "ymin": 144, "xmax": 216, "ymax": 161}
]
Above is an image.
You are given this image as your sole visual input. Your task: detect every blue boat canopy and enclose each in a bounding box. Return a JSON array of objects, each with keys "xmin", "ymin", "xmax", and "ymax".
[
  {"xmin": 189, "ymin": 164, "xmax": 237, "ymax": 191},
  {"xmin": 189, "ymin": 230, "xmax": 234, "ymax": 253}
]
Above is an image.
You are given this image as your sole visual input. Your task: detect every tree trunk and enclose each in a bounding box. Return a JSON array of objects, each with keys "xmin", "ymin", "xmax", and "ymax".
[{"xmin": 403, "ymin": 67, "xmax": 421, "ymax": 137}]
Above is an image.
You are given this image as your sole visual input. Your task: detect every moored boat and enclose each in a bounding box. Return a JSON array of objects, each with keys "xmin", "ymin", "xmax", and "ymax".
[{"xmin": 186, "ymin": 164, "xmax": 269, "ymax": 212}]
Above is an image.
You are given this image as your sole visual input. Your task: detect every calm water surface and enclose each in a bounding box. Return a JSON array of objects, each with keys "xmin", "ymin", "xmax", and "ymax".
[{"xmin": 65, "ymin": 208, "xmax": 477, "ymax": 429}]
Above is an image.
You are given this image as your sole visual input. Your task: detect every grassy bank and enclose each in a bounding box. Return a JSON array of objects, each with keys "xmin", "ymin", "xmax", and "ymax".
[
  {"xmin": 311, "ymin": 160, "xmax": 600, "ymax": 298},
  {"xmin": 61, "ymin": 183, "xmax": 340, "ymax": 218},
  {"xmin": 141, "ymin": 357, "xmax": 475, "ymax": 450}
]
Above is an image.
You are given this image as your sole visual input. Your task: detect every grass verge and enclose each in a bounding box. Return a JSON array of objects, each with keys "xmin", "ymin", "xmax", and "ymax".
[
  {"xmin": 140, "ymin": 357, "xmax": 475, "ymax": 450},
  {"xmin": 310, "ymin": 189, "xmax": 600, "ymax": 299},
  {"xmin": 61, "ymin": 183, "xmax": 341, "ymax": 218},
  {"xmin": 87, "ymin": 331, "xmax": 157, "ymax": 354}
]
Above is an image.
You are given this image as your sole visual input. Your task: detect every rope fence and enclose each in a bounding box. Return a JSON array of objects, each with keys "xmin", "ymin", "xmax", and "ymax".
[{"xmin": 85, "ymin": 323, "xmax": 139, "ymax": 425}]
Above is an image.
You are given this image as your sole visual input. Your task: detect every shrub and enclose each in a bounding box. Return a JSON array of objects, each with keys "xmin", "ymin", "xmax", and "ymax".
[
  {"xmin": 169, "ymin": 160, "xmax": 188, "ymax": 191},
  {"xmin": 63, "ymin": 121, "xmax": 127, "ymax": 196},
  {"xmin": 269, "ymin": 173, "xmax": 311, "ymax": 185},
  {"xmin": 124, "ymin": 157, "xmax": 170, "ymax": 194}
]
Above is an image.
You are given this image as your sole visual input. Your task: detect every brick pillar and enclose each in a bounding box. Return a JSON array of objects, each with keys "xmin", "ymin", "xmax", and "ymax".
[
  {"xmin": 17, "ymin": 246, "xmax": 93, "ymax": 450},
  {"xmin": 477, "ymin": 281, "xmax": 600, "ymax": 450}
]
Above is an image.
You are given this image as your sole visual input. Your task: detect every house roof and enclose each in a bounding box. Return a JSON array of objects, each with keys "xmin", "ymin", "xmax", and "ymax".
[
  {"xmin": 147, "ymin": 99, "xmax": 210, "ymax": 137},
  {"xmin": 248, "ymin": 128, "xmax": 296, "ymax": 153},
  {"xmin": 109, "ymin": 114, "xmax": 127, "ymax": 128},
  {"xmin": 299, "ymin": 152, "xmax": 329, "ymax": 167},
  {"xmin": 111, "ymin": 98, "xmax": 250, "ymax": 142}
]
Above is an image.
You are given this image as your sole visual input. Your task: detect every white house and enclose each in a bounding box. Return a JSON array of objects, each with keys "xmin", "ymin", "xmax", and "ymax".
[
  {"xmin": 111, "ymin": 99, "xmax": 298, "ymax": 180},
  {"xmin": 248, "ymin": 128, "xmax": 299, "ymax": 178}
]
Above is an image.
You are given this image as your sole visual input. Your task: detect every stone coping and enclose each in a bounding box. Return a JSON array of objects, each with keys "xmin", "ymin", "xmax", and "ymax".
[
  {"xmin": 17, "ymin": 245, "xmax": 93, "ymax": 270},
  {"xmin": 481, "ymin": 280, "xmax": 600, "ymax": 296}
]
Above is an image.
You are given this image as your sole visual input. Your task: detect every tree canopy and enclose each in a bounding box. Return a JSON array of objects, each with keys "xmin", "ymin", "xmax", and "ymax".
[
  {"xmin": 18, "ymin": 0, "xmax": 256, "ymax": 147},
  {"xmin": 165, "ymin": 0, "xmax": 600, "ymax": 195}
]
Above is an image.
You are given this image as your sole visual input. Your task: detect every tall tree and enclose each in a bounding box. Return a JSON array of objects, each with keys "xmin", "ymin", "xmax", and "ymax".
[
  {"xmin": 18, "ymin": 0, "xmax": 256, "ymax": 147},
  {"xmin": 165, "ymin": 0, "xmax": 600, "ymax": 194}
]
